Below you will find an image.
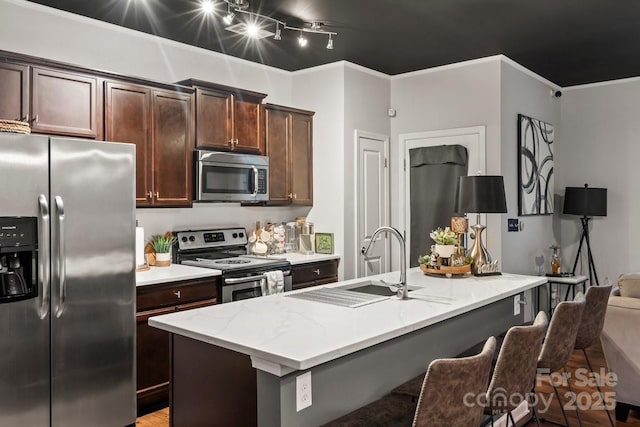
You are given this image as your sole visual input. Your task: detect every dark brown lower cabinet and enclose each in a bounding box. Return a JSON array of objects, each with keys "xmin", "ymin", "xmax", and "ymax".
[
  {"xmin": 291, "ymin": 259, "xmax": 340, "ymax": 290},
  {"xmin": 171, "ymin": 334, "xmax": 257, "ymax": 427},
  {"xmin": 136, "ymin": 277, "xmax": 218, "ymax": 415}
]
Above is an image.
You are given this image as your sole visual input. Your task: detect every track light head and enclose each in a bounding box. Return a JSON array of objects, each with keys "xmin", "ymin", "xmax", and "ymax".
[
  {"xmin": 274, "ymin": 25, "xmax": 282, "ymax": 40},
  {"xmin": 298, "ymin": 32, "xmax": 307, "ymax": 47},
  {"xmin": 326, "ymin": 35, "xmax": 334, "ymax": 50},
  {"xmin": 223, "ymin": 11, "xmax": 235, "ymax": 25}
]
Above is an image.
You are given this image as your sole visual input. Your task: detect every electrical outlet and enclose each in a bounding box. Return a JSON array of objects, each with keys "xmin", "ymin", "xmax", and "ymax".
[
  {"xmin": 296, "ymin": 371, "xmax": 312, "ymax": 411},
  {"xmin": 513, "ymin": 295, "xmax": 521, "ymax": 316}
]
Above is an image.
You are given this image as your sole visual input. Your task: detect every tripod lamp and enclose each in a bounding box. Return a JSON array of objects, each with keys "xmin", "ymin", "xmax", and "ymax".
[
  {"xmin": 563, "ymin": 184, "xmax": 607, "ymax": 285},
  {"xmin": 455, "ymin": 175, "xmax": 507, "ymax": 275}
]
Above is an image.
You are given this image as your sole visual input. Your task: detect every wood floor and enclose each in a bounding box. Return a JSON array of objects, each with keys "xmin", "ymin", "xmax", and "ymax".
[{"xmin": 136, "ymin": 342, "xmax": 639, "ymax": 427}]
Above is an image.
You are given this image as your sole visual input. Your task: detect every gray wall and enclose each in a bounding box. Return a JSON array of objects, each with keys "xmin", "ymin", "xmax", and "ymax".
[
  {"xmin": 389, "ymin": 59, "xmax": 502, "ymax": 266},
  {"xmin": 343, "ymin": 65, "xmax": 391, "ymax": 279},
  {"xmin": 499, "ymin": 61, "xmax": 561, "ymax": 275},
  {"xmin": 558, "ymin": 79, "xmax": 640, "ymax": 283}
]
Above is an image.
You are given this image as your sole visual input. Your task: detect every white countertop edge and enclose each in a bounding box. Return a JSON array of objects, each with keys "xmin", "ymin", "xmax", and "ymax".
[
  {"xmin": 149, "ymin": 274, "xmax": 547, "ymax": 375},
  {"xmin": 267, "ymin": 253, "xmax": 341, "ymax": 265},
  {"xmin": 136, "ymin": 264, "xmax": 221, "ymax": 287}
]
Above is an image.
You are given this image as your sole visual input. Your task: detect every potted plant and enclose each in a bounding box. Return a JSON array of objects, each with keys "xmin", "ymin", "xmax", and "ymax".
[
  {"xmin": 148, "ymin": 233, "xmax": 176, "ymax": 267},
  {"xmin": 430, "ymin": 227, "xmax": 458, "ymax": 259}
]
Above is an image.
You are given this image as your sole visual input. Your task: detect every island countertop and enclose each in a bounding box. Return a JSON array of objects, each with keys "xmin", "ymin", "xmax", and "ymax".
[{"xmin": 149, "ymin": 268, "xmax": 546, "ymax": 375}]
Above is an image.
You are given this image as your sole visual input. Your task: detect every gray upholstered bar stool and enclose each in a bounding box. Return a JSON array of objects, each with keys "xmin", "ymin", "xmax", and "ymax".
[
  {"xmin": 536, "ymin": 300, "xmax": 586, "ymax": 426},
  {"xmin": 323, "ymin": 337, "xmax": 496, "ymax": 427},
  {"xmin": 482, "ymin": 311, "xmax": 548, "ymax": 426},
  {"xmin": 572, "ymin": 284, "xmax": 614, "ymax": 427}
]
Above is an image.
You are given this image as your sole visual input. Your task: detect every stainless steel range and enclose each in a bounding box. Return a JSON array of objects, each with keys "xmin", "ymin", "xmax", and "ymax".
[{"xmin": 174, "ymin": 228, "xmax": 292, "ymax": 303}]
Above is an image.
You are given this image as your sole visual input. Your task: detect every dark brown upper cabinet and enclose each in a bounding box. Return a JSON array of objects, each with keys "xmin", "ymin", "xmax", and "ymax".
[
  {"xmin": 0, "ymin": 62, "xmax": 29, "ymax": 122},
  {"xmin": 177, "ymin": 79, "xmax": 266, "ymax": 154},
  {"xmin": 31, "ymin": 67, "xmax": 101, "ymax": 139},
  {"xmin": 105, "ymin": 81, "xmax": 194, "ymax": 207},
  {"xmin": 263, "ymin": 104, "xmax": 314, "ymax": 206},
  {"xmin": 0, "ymin": 62, "xmax": 101, "ymax": 139}
]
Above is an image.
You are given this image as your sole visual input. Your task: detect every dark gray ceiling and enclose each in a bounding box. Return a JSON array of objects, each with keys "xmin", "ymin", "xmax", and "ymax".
[{"xmin": 25, "ymin": 0, "xmax": 640, "ymax": 87}]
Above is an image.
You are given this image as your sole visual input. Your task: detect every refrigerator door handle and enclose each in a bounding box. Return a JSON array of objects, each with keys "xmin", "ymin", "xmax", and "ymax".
[
  {"xmin": 37, "ymin": 194, "xmax": 50, "ymax": 319},
  {"xmin": 54, "ymin": 196, "xmax": 66, "ymax": 318}
]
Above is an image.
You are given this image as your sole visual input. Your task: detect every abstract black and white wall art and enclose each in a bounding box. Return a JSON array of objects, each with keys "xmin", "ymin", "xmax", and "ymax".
[{"xmin": 517, "ymin": 114, "xmax": 554, "ymax": 216}]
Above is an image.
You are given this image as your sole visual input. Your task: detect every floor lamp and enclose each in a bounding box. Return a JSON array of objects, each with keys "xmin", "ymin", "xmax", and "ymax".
[{"xmin": 563, "ymin": 184, "xmax": 607, "ymax": 285}]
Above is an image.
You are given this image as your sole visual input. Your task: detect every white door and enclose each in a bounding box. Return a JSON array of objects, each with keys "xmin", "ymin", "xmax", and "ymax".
[
  {"xmin": 399, "ymin": 126, "xmax": 486, "ymax": 260},
  {"xmin": 356, "ymin": 130, "xmax": 390, "ymax": 277}
]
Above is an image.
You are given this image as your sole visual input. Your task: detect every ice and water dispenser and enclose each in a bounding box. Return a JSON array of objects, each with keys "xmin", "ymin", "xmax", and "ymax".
[{"xmin": 0, "ymin": 217, "xmax": 37, "ymax": 302}]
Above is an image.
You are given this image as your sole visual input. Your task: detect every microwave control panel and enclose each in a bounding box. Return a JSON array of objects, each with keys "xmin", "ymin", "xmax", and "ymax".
[{"xmin": 257, "ymin": 169, "xmax": 267, "ymax": 194}]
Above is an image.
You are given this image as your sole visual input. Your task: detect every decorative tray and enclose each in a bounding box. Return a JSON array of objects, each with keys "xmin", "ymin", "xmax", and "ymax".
[{"xmin": 420, "ymin": 263, "xmax": 471, "ymax": 277}]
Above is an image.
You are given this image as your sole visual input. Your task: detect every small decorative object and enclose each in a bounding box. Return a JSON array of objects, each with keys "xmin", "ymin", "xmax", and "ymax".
[
  {"xmin": 0, "ymin": 119, "xmax": 31, "ymax": 134},
  {"xmin": 475, "ymin": 260, "xmax": 501, "ymax": 275},
  {"xmin": 315, "ymin": 232, "xmax": 334, "ymax": 254},
  {"xmin": 449, "ymin": 246, "xmax": 467, "ymax": 267},
  {"xmin": 550, "ymin": 245, "xmax": 561, "ymax": 275},
  {"xmin": 430, "ymin": 227, "xmax": 457, "ymax": 259},
  {"xmin": 450, "ymin": 215, "xmax": 468, "ymax": 248},
  {"xmin": 148, "ymin": 233, "xmax": 176, "ymax": 267},
  {"xmin": 518, "ymin": 114, "xmax": 554, "ymax": 216}
]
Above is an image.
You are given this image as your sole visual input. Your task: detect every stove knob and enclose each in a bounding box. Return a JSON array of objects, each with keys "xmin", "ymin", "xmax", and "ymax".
[
  {"xmin": 239, "ymin": 232, "xmax": 244, "ymax": 238},
  {"xmin": 189, "ymin": 236, "xmax": 195, "ymax": 242},
  {"xmin": 232, "ymin": 233, "xmax": 238, "ymax": 238},
  {"xmin": 181, "ymin": 236, "xmax": 188, "ymax": 243}
]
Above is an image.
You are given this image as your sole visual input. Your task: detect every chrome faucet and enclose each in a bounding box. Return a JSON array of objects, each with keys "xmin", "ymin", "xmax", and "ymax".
[{"xmin": 360, "ymin": 226, "xmax": 408, "ymax": 300}]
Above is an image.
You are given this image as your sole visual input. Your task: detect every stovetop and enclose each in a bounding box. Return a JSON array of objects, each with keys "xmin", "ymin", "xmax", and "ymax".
[
  {"xmin": 182, "ymin": 255, "xmax": 288, "ymax": 273},
  {"xmin": 174, "ymin": 227, "xmax": 290, "ymax": 274}
]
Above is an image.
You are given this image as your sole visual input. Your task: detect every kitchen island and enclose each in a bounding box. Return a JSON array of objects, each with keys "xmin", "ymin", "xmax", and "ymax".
[{"xmin": 149, "ymin": 268, "xmax": 546, "ymax": 426}]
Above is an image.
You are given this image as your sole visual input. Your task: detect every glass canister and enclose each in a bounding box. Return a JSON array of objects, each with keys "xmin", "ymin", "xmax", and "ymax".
[
  {"xmin": 299, "ymin": 222, "xmax": 314, "ymax": 255},
  {"xmin": 284, "ymin": 222, "xmax": 300, "ymax": 253}
]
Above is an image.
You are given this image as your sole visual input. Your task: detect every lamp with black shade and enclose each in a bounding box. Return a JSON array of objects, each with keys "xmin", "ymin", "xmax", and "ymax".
[
  {"xmin": 455, "ymin": 175, "xmax": 508, "ymax": 275},
  {"xmin": 563, "ymin": 184, "xmax": 607, "ymax": 285}
]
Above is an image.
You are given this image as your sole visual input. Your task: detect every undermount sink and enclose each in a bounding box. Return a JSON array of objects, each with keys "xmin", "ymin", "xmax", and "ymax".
[
  {"xmin": 285, "ymin": 280, "xmax": 418, "ymax": 308},
  {"xmin": 339, "ymin": 280, "xmax": 417, "ymax": 297}
]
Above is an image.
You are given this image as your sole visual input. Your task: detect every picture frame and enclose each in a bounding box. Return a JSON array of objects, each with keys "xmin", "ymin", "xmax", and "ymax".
[
  {"xmin": 314, "ymin": 232, "xmax": 334, "ymax": 254},
  {"xmin": 517, "ymin": 114, "xmax": 555, "ymax": 216}
]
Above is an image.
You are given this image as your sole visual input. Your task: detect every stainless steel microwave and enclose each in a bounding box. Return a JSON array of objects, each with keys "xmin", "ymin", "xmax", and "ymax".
[{"xmin": 195, "ymin": 150, "xmax": 269, "ymax": 202}]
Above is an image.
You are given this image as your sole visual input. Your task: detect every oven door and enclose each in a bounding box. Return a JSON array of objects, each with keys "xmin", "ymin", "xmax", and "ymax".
[
  {"xmin": 221, "ymin": 272, "xmax": 292, "ymax": 303},
  {"xmin": 195, "ymin": 151, "xmax": 268, "ymax": 202}
]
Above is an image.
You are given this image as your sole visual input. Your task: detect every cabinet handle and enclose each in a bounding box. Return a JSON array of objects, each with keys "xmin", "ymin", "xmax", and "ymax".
[
  {"xmin": 19, "ymin": 114, "xmax": 29, "ymax": 122},
  {"xmin": 228, "ymin": 139, "xmax": 234, "ymax": 147},
  {"xmin": 146, "ymin": 191, "xmax": 152, "ymax": 199},
  {"xmin": 288, "ymin": 193, "xmax": 293, "ymax": 199},
  {"xmin": 293, "ymin": 194, "xmax": 297, "ymax": 199},
  {"xmin": 313, "ymin": 269, "xmax": 320, "ymax": 275},
  {"xmin": 174, "ymin": 290, "xmax": 181, "ymax": 299},
  {"xmin": 30, "ymin": 114, "xmax": 39, "ymax": 124},
  {"xmin": 154, "ymin": 191, "xmax": 159, "ymax": 198},
  {"xmin": 235, "ymin": 139, "xmax": 239, "ymax": 146}
]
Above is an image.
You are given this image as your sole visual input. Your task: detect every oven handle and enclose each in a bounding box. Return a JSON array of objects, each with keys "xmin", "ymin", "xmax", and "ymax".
[{"xmin": 224, "ymin": 270, "xmax": 291, "ymax": 285}]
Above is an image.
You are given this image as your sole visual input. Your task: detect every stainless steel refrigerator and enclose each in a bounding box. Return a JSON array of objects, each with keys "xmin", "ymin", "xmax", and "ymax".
[{"xmin": 0, "ymin": 134, "xmax": 136, "ymax": 426}]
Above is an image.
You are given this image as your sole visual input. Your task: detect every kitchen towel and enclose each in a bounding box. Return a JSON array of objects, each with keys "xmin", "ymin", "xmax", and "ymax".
[
  {"xmin": 264, "ymin": 270, "xmax": 284, "ymax": 295},
  {"xmin": 135, "ymin": 226, "xmax": 145, "ymax": 267}
]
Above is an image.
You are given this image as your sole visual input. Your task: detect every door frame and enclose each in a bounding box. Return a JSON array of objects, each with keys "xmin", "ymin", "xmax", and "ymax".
[
  {"xmin": 355, "ymin": 130, "xmax": 391, "ymax": 277},
  {"xmin": 399, "ymin": 126, "xmax": 486, "ymax": 259}
]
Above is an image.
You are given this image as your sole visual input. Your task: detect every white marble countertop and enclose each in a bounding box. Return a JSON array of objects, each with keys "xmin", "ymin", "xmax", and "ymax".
[
  {"xmin": 268, "ymin": 253, "xmax": 340, "ymax": 265},
  {"xmin": 136, "ymin": 264, "xmax": 221, "ymax": 287},
  {"xmin": 149, "ymin": 268, "xmax": 546, "ymax": 375}
]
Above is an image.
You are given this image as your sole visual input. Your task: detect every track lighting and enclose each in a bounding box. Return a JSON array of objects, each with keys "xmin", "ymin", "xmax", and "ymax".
[
  {"xmin": 223, "ymin": 11, "xmax": 235, "ymax": 25},
  {"xmin": 216, "ymin": 0, "xmax": 337, "ymax": 48},
  {"xmin": 326, "ymin": 34, "xmax": 334, "ymax": 50},
  {"xmin": 298, "ymin": 32, "xmax": 308, "ymax": 47},
  {"xmin": 201, "ymin": 0, "xmax": 214, "ymax": 14}
]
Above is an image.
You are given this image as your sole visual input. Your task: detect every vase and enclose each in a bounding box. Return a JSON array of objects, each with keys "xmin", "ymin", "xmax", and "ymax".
[
  {"xmin": 155, "ymin": 252, "xmax": 171, "ymax": 267},
  {"xmin": 434, "ymin": 244, "xmax": 456, "ymax": 259}
]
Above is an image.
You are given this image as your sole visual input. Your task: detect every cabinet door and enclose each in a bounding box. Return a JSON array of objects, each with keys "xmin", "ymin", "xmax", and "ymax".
[
  {"xmin": 232, "ymin": 96, "xmax": 263, "ymax": 154},
  {"xmin": 264, "ymin": 107, "xmax": 291, "ymax": 204},
  {"xmin": 151, "ymin": 89, "xmax": 194, "ymax": 207},
  {"xmin": 194, "ymin": 88, "xmax": 232, "ymax": 150},
  {"xmin": 289, "ymin": 112, "xmax": 313, "ymax": 205},
  {"xmin": 136, "ymin": 305, "xmax": 175, "ymax": 414},
  {"xmin": 0, "ymin": 62, "xmax": 29, "ymax": 122},
  {"xmin": 31, "ymin": 67, "xmax": 100, "ymax": 138},
  {"xmin": 105, "ymin": 81, "xmax": 152, "ymax": 206}
]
